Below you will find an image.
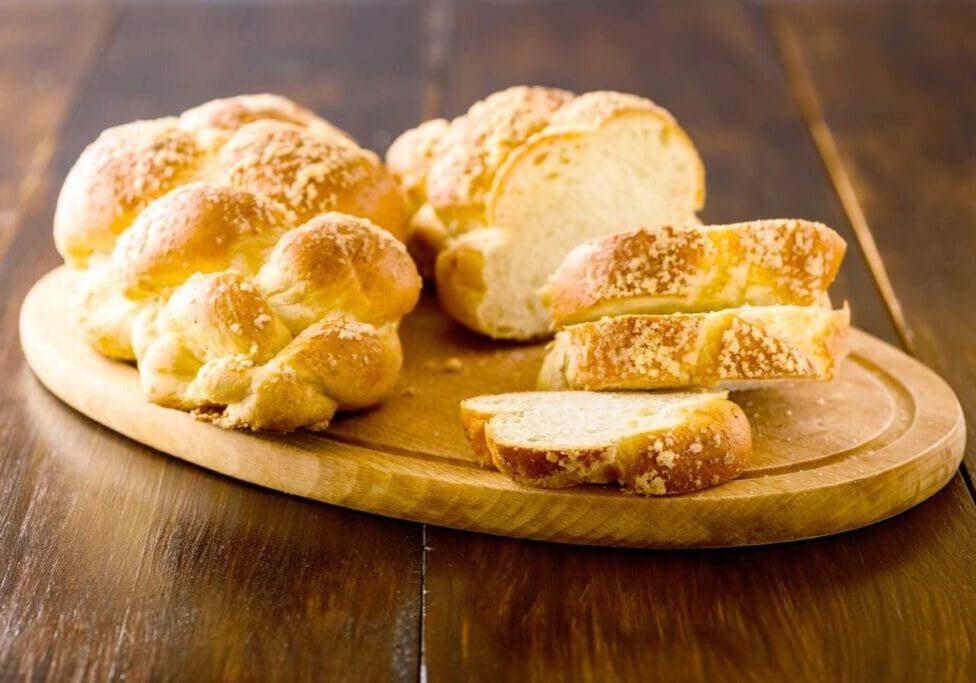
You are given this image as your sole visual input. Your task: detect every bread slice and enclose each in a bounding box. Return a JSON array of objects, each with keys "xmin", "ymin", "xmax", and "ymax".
[
  {"xmin": 539, "ymin": 304, "xmax": 850, "ymax": 392},
  {"xmin": 460, "ymin": 391, "xmax": 751, "ymax": 495},
  {"xmin": 544, "ymin": 219, "xmax": 847, "ymax": 327},
  {"xmin": 387, "ymin": 87, "xmax": 705, "ymax": 340}
]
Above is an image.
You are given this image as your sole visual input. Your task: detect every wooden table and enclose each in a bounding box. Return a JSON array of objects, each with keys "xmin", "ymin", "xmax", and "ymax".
[{"xmin": 1, "ymin": 1, "xmax": 974, "ymax": 680}]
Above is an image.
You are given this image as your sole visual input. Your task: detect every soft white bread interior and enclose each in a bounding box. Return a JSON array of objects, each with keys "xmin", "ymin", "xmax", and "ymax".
[
  {"xmin": 55, "ymin": 95, "xmax": 421, "ymax": 431},
  {"xmin": 460, "ymin": 391, "xmax": 751, "ymax": 495},
  {"xmin": 539, "ymin": 304, "xmax": 850, "ymax": 392},
  {"xmin": 544, "ymin": 219, "xmax": 847, "ymax": 327},
  {"xmin": 386, "ymin": 86, "xmax": 705, "ymax": 339}
]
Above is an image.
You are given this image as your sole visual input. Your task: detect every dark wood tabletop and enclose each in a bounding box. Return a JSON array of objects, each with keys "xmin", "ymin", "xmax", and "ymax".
[{"xmin": 1, "ymin": 0, "xmax": 974, "ymax": 680}]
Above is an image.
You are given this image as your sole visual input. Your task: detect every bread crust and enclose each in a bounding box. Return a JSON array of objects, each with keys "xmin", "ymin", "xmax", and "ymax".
[
  {"xmin": 385, "ymin": 119, "xmax": 451, "ymax": 278},
  {"xmin": 539, "ymin": 305, "xmax": 850, "ymax": 391},
  {"xmin": 179, "ymin": 93, "xmax": 352, "ymax": 149},
  {"xmin": 545, "ymin": 220, "xmax": 847, "ymax": 327},
  {"xmin": 459, "ymin": 392, "xmax": 751, "ymax": 495},
  {"xmin": 54, "ymin": 119, "xmax": 202, "ymax": 267},
  {"xmin": 385, "ymin": 117, "xmax": 449, "ymax": 212},
  {"xmin": 131, "ymin": 212, "xmax": 418, "ymax": 431},
  {"xmin": 57, "ymin": 95, "xmax": 421, "ymax": 431},
  {"xmin": 55, "ymin": 94, "xmax": 407, "ymax": 271},
  {"xmin": 218, "ymin": 120, "xmax": 406, "ymax": 240},
  {"xmin": 425, "ymin": 86, "xmax": 574, "ymax": 233}
]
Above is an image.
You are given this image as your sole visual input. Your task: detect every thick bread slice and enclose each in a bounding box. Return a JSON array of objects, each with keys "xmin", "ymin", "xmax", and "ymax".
[
  {"xmin": 460, "ymin": 391, "xmax": 751, "ymax": 495},
  {"xmin": 545, "ymin": 219, "xmax": 847, "ymax": 327},
  {"xmin": 539, "ymin": 304, "xmax": 850, "ymax": 391}
]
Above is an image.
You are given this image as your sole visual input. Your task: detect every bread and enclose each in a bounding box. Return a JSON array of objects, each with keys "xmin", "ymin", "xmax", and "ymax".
[
  {"xmin": 385, "ymin": 117, "xmax": 452, "ymax": 277},
  {"xmin": 544, "ymin": 219, "xmax": 847, "ymax": 327},
  {"xmin": 539, "ymin": 304, "xmax": 850, "ymax": 392},
  {"xmin": 55, "ymin": 93, "xmax": 407, "ymax": 268},
  {"xmin": 54, "ymin": 95, "xmax": 421, "ymax": 431},
  {"xmin": 386, "ymin": 86, "xmax": 705, "ymax": 339},
  {"xmin": 460, "ymin": 391, "xmax": 751, "ymax": 495}
]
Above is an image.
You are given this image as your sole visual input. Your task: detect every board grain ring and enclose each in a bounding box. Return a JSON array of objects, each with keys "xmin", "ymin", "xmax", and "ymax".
[{"xmin": 19, "ymin": 267, "xmax": 966, "ymax": 548}]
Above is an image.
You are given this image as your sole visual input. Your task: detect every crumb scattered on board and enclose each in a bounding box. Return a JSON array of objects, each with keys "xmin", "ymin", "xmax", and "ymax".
[{"xmin": 426, "ymin": 357, "xmax": 463, "ymax": 373}]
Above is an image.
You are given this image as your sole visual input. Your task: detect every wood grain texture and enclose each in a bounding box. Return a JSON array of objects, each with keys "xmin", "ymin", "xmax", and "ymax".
[
  {"xmin": 769, "ymin": 1, "xmax": 976, "ymax": 478},
  {"xmin": 421, "ymin": 0, "xmax": 976, "ymax": 679},
  {"xmin": 22, "ymin": 267, "xmax": 966, "ymax": 547},
  {"xmin": 425, "ymin": 474, "xmax": 976, "ymax": 682},
  {"xmin": 0, "ymin": 4, "xmax": 426, "ymax": 680},
  {"xmin": 0, "ymin": 3, "xmax": 110, "ymax": 262}
]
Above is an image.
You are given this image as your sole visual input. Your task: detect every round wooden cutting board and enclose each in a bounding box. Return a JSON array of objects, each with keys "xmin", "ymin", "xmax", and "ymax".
[{"xmin": 19, "ymin": 267, "xmax": 966, "ymax": 548}]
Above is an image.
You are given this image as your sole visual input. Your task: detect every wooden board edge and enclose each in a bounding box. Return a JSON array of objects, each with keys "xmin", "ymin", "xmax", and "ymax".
[{"xmin": 18, "ymin": 268, "xmax": 967, "ymax": 548}]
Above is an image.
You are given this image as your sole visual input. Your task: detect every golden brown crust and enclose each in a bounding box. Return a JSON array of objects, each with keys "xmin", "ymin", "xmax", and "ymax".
[
  {"xmin": 489, "ymin": 441, "xmax": 617, "ymax": 490},
  {"xmin": 218, "ymin": 121, "xmax": 407, "ymax": 240},
  {"xmin": 546, "ymin": 220, "xmax": 847, "ymax": 327},
  {"xmin": 257, "ymin": 212, "xmax": 421, "ymax": 329},
  {"xmin": 55, "ymin": 96, "xmax": 407, "ymax": 272},
  {"xmin": 265, "ymin": 318, "xmax": 403, "ymax": 412},
  {"xmin": 459, "ymin": 392, "xmax": 751, "ymax": 495},
  {"xmin": 624, "ymin": 399, "xmax": 751, "ymax": 495},
  {"xmin": 424, "ymin": 86, "xmax": 574, "ymax": 232},
  {"xmin": 54, "ymin": 119, "xmax": 202, "ymax": 266},
  {"xmin": 540, "ymin": 305, "xmax": 850, "ymax": 391},
  {"xmin": 385, "ymin": 118, "xmax": 452, "ymax": 279},
  {"xmin": 384, "ymin": 118, "xmax": 449, "ymax": 211},
  {"xmin": 178, "ymin": 93, "xmax": 351, "ymax": 149},
  {"xmin": 433, "ymin": 229, "xmax": 498, "ymax": 335},
  {"xmin": 544, "ymin": 90, "xmax": 668, "ymax": 129},
  {"xmin": 57, "ymin": 95, "xmax": 420, "ymax": 431},
  {"xmin": 457, "ymin": 403, "xmax": 496, "ymax": 468},
  {"xmin": 156, "ymin": 271, "xmax": 293, "ymax": 364},
  {"xmin": 405, "ymin": 203, "xmax": 449, "ymax": 279},
  {"xmin": 113, "ymin": 183, "xmax": 287, "ymax": 294}
]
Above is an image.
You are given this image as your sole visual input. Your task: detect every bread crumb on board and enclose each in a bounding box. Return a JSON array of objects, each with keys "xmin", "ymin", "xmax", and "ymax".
[{"xmin": 426, "ymin": 357, "xmax": 464, "ymax": 373}]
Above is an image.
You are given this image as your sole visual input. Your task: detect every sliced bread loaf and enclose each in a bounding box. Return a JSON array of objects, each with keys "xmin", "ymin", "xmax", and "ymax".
[
  {"xmin": 539, "ymin": 304, "xmax": 850, "ymax": 391},
  {"xmin": 387, "ymin": 86, "xmax": 705, "ymax": 339},
  {"xmin": 460, "ymin": 391, "xmax": 751, "ymax": 495},
  {"xmin": 544, "ymin": 219, "xmax": 847, "ymax": 327}
]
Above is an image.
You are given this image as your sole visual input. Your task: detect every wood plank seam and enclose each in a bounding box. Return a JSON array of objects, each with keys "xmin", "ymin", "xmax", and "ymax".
[
  {"xmin": 0, "ymin": 2, "xmax": 116, "ymax": 268},
  {"xmin": 417, "ymin": 2, "xmax": 454, "ymax": 679},
  {"xmin": 419, "ymin": 524, "xmax": 429, "ymax": 683},
  {"xmin": 421, "ymin": 0, "xmax": 452, "ymax": 121},
  {"xmin": 767, "ymin": 10, "xmax": 911, "ymax": 350},
  {"xmin": 765, "ymin": 7, "xmax": 976, "ymax": 503},
  {"xmin": 4, "ymin": 4, "xmax": 430, "ymax": 677}
]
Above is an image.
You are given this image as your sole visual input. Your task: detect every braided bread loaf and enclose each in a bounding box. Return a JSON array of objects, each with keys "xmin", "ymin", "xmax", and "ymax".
[
  {"xmin": 386, "ymin": 86, "xmax": 704, "ymax": 340},
  {"xmin": 55, "ymin": 95, "xmax": 421, "ymax": 431}
]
